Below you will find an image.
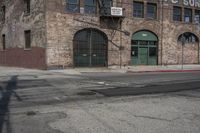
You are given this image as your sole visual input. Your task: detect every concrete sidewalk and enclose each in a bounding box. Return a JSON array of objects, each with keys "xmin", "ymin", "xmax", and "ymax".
[
  {"xmin": 1, "ymin": 64, "xmax": 200, "ymax": 76},
  {"xmin": 63, "ymin": 64, "xmax": 200, "ymax": 74},
  {"xmin": 124, "ymin": 64, "xmax": 200, "ymax": 73}
]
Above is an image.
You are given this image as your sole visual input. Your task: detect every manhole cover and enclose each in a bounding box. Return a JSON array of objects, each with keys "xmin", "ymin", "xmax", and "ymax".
[{"xmin": 77, "ymin": 91, "xmax": 96, "ymax": 96}]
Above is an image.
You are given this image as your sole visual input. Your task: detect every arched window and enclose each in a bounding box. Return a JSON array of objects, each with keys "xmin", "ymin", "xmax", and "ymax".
[{"xmin": 178, "ymin": 32, "xmax": 199, "ymax": 44}]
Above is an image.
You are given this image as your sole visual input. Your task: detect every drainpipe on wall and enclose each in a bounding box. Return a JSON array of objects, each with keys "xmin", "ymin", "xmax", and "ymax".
[
  {"xmin": 181, "ymin": 34, "xmax": 185, "ymax": 70},
  {"xmin": 120, "ymin": 20, "xmax": 122, "ymax": 68},
  {"xmin": 161, "ymin": 0, "xmax": 164, "ymax": 66},
  {"xmin": 198, "ymin": 41, "xmax": 200, "ymax": 64},
  {"xmin": 44, "ymin": 0, "xmax": 48, "ymax": 69},
  {"xmin": 182, "ymin": 38, "xmax": 184, "ymax": 70}
]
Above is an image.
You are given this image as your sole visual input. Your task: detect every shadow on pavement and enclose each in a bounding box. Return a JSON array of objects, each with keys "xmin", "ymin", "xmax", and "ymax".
[{"xmin": 0, "ymin": 76, "xmax": 21, "ymax": 133}]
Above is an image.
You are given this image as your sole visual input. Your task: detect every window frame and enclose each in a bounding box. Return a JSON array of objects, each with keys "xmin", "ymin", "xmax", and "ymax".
[
  {"xmin": 184, "ymin": 8, "xmax": 193, "ymax": 23},
  {"xmin": 24, "ymin": 30, "xmax": 31, "ymax": 49},
  {"xmin": 84, "ymin": 0, "xmax": 97, "ymax": 14},
  {"xmin": 146, "ymin": 3, "xmax": 157, "ymax": 19},
  {"xmin": 173, "ymin": 6, "xmax": 182, "ymax": 22},
  {"xmin": 102, "ymin": 0, "xmax": 113, "ymax": 8},
  {"xmin": 24, "ymin": 0, "xmax": 31, "ymax": 15},
  {"xmin": 133, "ymin": 1, "xmax": 144, "ymax": 18},
  {"xmin": 131, "ymin": 46, "xmax": 138, "ymax": 57},
  {"xmin": 178, "ymin": 32, "xmax": 199, "ymax": 44},
  {"xmin": 2, "ymin": 34, "xmax": 6, "ymax": 51},
  {"xmin": 195, "ymin": 9, "xmax": 200, "ymax": 24},
  {"xmin": 149, "ymin": 46, "xmax": 157, "ymax": 57},
  {"xmin": 66, "ymin": 0, "xmax": 80, "ymax": 13}
]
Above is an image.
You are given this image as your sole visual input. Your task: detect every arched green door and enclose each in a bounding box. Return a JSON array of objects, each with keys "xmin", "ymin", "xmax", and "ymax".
[
  {"xmin": 131, "ymin": 31, "xmax": 158, "ymax": 65},
  {"xmin": 74, "ymin": 29, "xmax": 108, "ymax": 67}
]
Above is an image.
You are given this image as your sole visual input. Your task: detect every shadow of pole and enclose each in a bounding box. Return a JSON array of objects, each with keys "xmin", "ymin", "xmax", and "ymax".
[{"xmin": 0, "ymin": 76, "xmax": 18, "ymax": 133}]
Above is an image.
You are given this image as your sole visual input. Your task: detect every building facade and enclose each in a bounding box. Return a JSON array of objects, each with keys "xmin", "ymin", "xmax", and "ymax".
[{"xmin": 0, "ymin": 0, "xmax": 200, "ymax": 69}]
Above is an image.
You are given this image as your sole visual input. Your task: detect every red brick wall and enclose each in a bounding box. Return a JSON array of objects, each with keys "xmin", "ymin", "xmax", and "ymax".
[{"xmin": 0, "ymin": 47, "xmax": 46, "ymax": 69}]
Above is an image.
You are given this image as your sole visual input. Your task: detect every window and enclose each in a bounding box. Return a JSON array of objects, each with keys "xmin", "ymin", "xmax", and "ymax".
[
  {"xmin": 100, "ymin": 0, "xmax": 112, "ymax": 16},
  {"xmin": 102, "ymin": 0, "xmax": 112, "ymax": 7},
  {"xmin": 66, "ymin": 0, "xmax": 80, "ymax": 13},
  {"xmin": 186, "ymin": 35, "xmax": 197, "ymax": 43},
  {"xmin": 84, "ymin": 0, "xmax": 96, "ymax": 14},
  {"xmin": 131, "ymin": 41, "xmax": 138, "ymax": 57},
  {"xmin": 131, "ymin": 46, "xmax": 138, "ymax": 57},
  {"xmin": 184, "ymin": 8, "xmax": 192, "ymax": 23},
  {"xmin": 147, "ymin": 3, "xmax": 157, "ymax": 19},
  {"xmin": 2, "ymin": 34, "xmax": 5, "ymax": 50},
  {"xmin": 2, "ymin": 6, "xmax": 6, "ymax": 22},
  {"xmin": 149, "ymin": 47, "xmax": 157, "ymax": 56},
  {"xmin": 132, "ymin": 40, "xmax": 137, "ymax": 45},
  {"xmin": 149, "ymin": 41, "xmax": 156, "ymax": 45},
  {"xmin": 24, "ymin": 30, "xmax": 31, "ymax": 49},
  {"xmin": 133, "ymin": 1, "xmax": 144, "ymax": 18},
  {"xmin": 195, "ymin": 10, "xmax": 200, "ymax": 24},
  {"xmin": 178, "ymin": 32, "xmax": 199, "ymax": 43},
  {"xmin": 24, "ymin": 0, "xmax": 31, "ymax": 14},
  {"xmin": 173, "ymin": 6, "xmax": 182, "ymax": 21}
]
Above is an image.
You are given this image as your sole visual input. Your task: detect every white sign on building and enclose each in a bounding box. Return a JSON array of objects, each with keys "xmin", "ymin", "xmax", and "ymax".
[{"xmin": 111, "ymin": 7, "xmax": 123, "ymax": 16}]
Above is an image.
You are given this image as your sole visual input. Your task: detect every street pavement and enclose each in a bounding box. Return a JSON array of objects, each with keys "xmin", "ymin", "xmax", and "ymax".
[{"xmin": 0, "ymin": 66, "xmax": 200, "ymax": 133}]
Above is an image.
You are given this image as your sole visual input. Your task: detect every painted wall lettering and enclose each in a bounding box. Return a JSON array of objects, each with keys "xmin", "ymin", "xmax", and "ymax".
[
  {"xmin": 165, "ymin": 0, "xmax": 200, "ymax": 8},
  {"xmin": 171, "ymin": 0, "xmax": 179, "ymax": 4}
]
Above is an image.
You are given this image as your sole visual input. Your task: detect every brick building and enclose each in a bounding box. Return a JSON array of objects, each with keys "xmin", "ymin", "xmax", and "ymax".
[{"xmin": 0, "ymin": 0, "xmax": 200, "ymax": 69}]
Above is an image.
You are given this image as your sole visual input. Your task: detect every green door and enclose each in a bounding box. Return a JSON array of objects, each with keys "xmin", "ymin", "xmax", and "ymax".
[
  {"xmin": 74, "ymin": 29, "xmax": 108, "ymax": 67},
  {"xmin": 139, "ymin": 47, "xmax": 148, "ymax": 65},
  {"xmin": 131, "ymin": 30, "xmax": 158, "ymax": 65},
  {"xmin": 91, "ymin": 31, "xmax": 107, "ymax": 66}
]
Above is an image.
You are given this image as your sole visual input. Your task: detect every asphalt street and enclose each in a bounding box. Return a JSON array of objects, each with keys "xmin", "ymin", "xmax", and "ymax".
[{"xmin": 0, "ymin": 67, "xmax": 200, "ymax": 133}]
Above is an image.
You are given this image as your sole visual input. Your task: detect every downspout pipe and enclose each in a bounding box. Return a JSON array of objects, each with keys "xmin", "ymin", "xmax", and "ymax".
[
  {"xmin": 161, "ymin": 0, "xmax": 164, "ymax": 66},
  {"xmin": 198, "ymin": 40, "xmax": 200, "ymax": 64}
]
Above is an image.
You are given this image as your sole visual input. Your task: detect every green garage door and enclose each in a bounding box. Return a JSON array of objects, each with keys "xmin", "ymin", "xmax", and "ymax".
[
  {"xmin": 74, "ymin": 29, "xmax": 108, "ymax": 67},
  {"xmin": 131, "ymin": 31, "xmax": 158, "ymax": 65}
]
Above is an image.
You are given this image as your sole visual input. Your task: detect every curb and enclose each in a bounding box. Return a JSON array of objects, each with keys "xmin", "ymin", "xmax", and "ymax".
[{"xmin": 127, "ymin": 69, "xmax": 200, "ymax": 73}]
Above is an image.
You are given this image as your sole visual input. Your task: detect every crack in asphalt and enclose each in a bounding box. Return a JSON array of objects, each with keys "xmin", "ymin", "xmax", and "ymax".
[
  {"xmin": 131, "ymin": 115, "xmax": 172, "ymax": 122},
  {"xmin": 124, "ymin": 110, "xmax": 173, "ymax": 122}
]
